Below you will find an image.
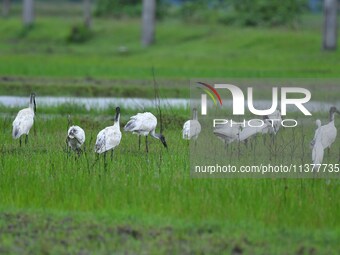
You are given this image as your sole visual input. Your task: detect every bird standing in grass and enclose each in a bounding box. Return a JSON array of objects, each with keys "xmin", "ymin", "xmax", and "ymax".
[
  {"xmin": 214, "ymin": 117, "xmax": 272, "ymax": 147},
  {"xmin": 182, "ymin": 108, "xmax": 201, "ymax": 140},
  {"xmin": 238, "ymin": 118, "xmax": 271, "ymax": 142},
  {"xmin": 67, "ymin": 125, "xmax": 85, "ymax": 155},
  {"xmin": 124, "ymin": 112, "xmax": 167, "ymax": 152},
  {"xmin": 310, "ymin": 119, "xmax": 322, "ymax": 149},
  {"xmin": 262, "ymin": 109, "xmax": 282, "ymax": 135},
  {"xmin": 213, "ymin": 121, "xmax": 242, "ymax": 145},
  {"xmin": 95, "ymin": 107, "xmax": 122, "ymax": 162},
  {"xmin": 12, "ymin": 93, "xmax": 36, "ymax": 146},
  {"xmin": 311, "ymin": 106, "xmax": 340, "ymax": 165}
]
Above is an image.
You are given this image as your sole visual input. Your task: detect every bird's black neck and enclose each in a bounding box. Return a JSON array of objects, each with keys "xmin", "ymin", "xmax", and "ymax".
[
  {"xmin": 193, "ymin": 109, "xmax": 198, "ymax": 120},
  {"xmin": 151, "ymin": 130, "xmax": 161, "ymax": 140}
]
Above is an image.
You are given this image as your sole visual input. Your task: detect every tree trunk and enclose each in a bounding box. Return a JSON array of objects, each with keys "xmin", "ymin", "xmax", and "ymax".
[
  {"xmin": 323, "ymin": 0, "xmax": 337, "ymax": 50},
  {"xmin": 23, "ymin": 0, "xmax": 34, "ymax": 27},
  {"xmin": 141, "ymin": 0, "xmax": 156, "ymax": 47},
  {"xmin": 2, "ymin": 0, "xmax": 10, "ymax": 17},
  {"xmin": 83, "ymin": 0, "xmax": 91, "ymax": 28}
]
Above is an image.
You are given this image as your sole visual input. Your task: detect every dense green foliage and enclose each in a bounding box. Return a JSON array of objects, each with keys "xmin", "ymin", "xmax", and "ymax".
[
  {"xmin": 95, "ymin": 0, "xmax": 142, "ymax": 17},
  {"xmin": 94, "ymin": 0, "xmax": 307, "ymax": 27},
  {"xmin": 228, "ymin": 0, "xmax": 307, "ymax": 26}
]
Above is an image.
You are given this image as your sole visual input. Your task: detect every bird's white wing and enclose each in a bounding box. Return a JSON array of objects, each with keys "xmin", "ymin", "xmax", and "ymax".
[
  {"xmin": 319, "ymin": 124, "xmax": 337, "ymax": 149},
  {"xmin": 182, "ymin": 120, "xmax": 190, "ymax": 139},
  {"xmin": 312, "ymin": 142, "xmax": 324, "ymax": 165},
  {"xmin": 73, "ymin": 126, "xmax": 85, "ymax": 144},
  {"xmin": 124, "ymin": 112, "xmax": 157, "ymax": 134},
  {"xmin": 95, "ymin": 127, "xmax": 121, "ymax": 154},
  {"xmin": 183, "ymin": 120, "xmax": 201, "ymax": 140},
  {"xmin": 95, "ymin": 129, "xmax": 107, "ymax": 153},
  {"xmin": 68, "ymin": 126, "xmax": 86, "ymax": 148},
  {"xmin": 107, "ymin": 129, "xmax": 122, "ymax": 149},
  {"xmin": 12, "ymin": 108, "xmax": 34, "ymax": 138},
  {"xmin": 310, "ymin": 120, "xmax": 322, "ymax": 148},
  {"xmin": 239, "ymin": 120, "xmax": 268, "ymax": 141},
  {"xmin": 262, "ymin": 110, "xmax": 282, "ymax": 134},
  {"xmin": 214, "ymin": 124, "xmax": 240, "ymax": 144}
]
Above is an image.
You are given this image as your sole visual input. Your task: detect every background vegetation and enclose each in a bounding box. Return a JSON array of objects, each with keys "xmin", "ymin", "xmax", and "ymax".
[
  {"xmin": 0, "ymin": 0, "xmax": 340, "ymax": 254},
  {"xmin": 1, "ymin": 8, "xmax": 340, "ymax": 97}
]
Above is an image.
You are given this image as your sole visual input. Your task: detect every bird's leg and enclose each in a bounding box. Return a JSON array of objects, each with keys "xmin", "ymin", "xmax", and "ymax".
[
  {"xmin": 25, "ymin": 135, "xmax": 28, "ymax": 145},
  {"xmin": 244, "ymin": 139, "xmax": 248, "ymax": 149},
  {"xmin": 19, "ymin": 137, "xmax": 22, "ymax": 147},
  {"xmin": 145, "ymin": 136, "xmax": 149, "ymax": 153},
  {"xmin": 110, "ymin": 149, "xmax": 114, "ymax": 161},
  {"xmin": 104, "ymin": 152, "xmax": 107, "ymax": 171},
  {"xmin": 138, "ymin": 136, "xmax": 141, "ymax": 151},
  {"xmin": 76, "ymin": 148, "xmax": 82, "ymax": 157}
]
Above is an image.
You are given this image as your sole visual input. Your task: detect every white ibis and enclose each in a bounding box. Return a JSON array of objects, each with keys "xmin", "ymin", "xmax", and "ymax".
[
  {"xmin": 311, "ymin": 106, "xmax": 340, "ymax": 165},
  {"xmin": 238, "ymin": 118, "xmax": 271, "ymax": 142},
  {"xmin": 124, "ymin": 112, "xmax": 167, "ymax": 152},
  {"xmin": 262, "ymin": 110, "xmax": 282, "ymax": 135},
  {"xmin": 182, "ymin": 108, "xmax": 201, "ymax": 140},
  {"xmin": 95, "ymin": 107, "xmax": 122, "ymax": 161},
  {"xmin": 67, "ymin": 125, "xmax": 86, "ymax": 155},
  {"xmin": 12, "ymin": 93, "xmax": 36, "ymax": 146},
  {"xmin": 310, "ymin": 119, "xmax": 322, "ymax": 149},
  {"xmin": 213, "ymin": 121, "xmax": 242, "ymax": 145}
]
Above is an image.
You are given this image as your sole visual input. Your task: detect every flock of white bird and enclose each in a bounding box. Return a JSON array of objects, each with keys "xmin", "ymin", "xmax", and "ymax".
[
  {"xmin": 182, "ymin": 105, "xmax": 339, "ymax": 166},
  {"xmin": 12, "ymin": 93, "xmax": 167, "ymax": 160},
  {"xmin": 182, "ymin": 108, "xmax": 282, "ymax": 144},
  {"xmin": 11, "ymin": 93, "xmax": 339, "ymax": 166}
]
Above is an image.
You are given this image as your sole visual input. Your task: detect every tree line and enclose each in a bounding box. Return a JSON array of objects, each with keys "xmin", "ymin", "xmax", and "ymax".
[{"xmin": 1, "ymin": 0, "xmax": 338, "ymax": 50}]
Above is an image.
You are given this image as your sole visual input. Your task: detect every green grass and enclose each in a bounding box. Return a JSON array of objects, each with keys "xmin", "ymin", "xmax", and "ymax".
[
  {"xmin": 1, "ymin": 16, "xmax": 336, "ymax": 78},
  {"xmin": 0, "ymin": 210, "xmax": 338, "ymax": 255},
  {"xmin": 1, "ymin": 11, "xmax": 340, "ymax": 97},
  {"xmin": 0, "ymin": 107, "xmax": 340, "ymax": 254},
  {"xmin": 1, "ymin": 4, "xmax": 340, "ymax": 253}
]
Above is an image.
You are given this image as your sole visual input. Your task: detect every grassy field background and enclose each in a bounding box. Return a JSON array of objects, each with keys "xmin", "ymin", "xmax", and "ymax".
[
  {"xmin": 0, "ymin": 3, "xmax": 340, "ymax": 98},
  {"xmin": 0, "ymin": 106, "xmax": 340, "ymax": 254},
  {"xmin": 1, "ymin": 2, "xmax": 340, "ymax": 254}
]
